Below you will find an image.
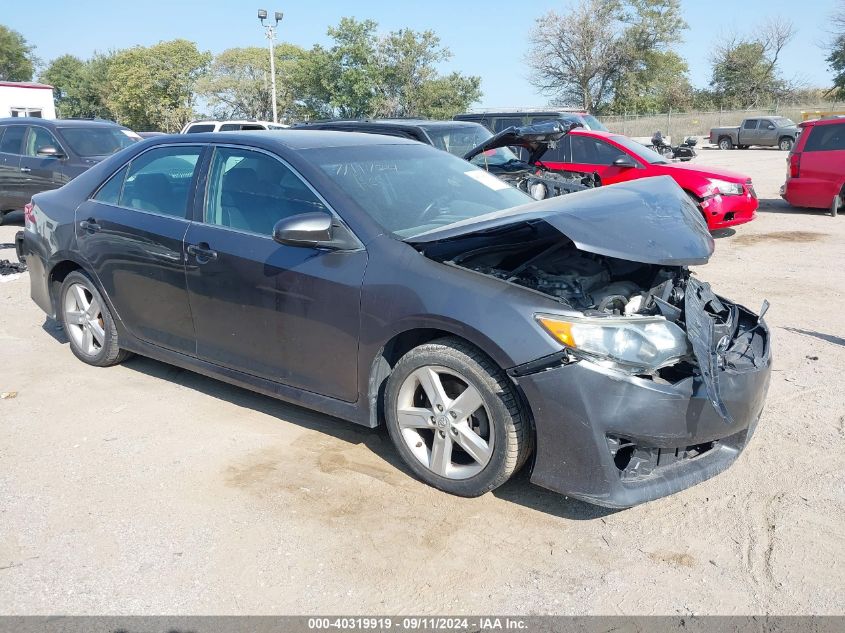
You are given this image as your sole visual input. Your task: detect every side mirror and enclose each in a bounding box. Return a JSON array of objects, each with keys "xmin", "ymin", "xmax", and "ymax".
[
  {"xmin": 613, "ymin": 154, "xmax": 637, "ymax": 168},
  {"xmin": 272, "ymin": 211, "xmax": 333, "ymax": 247},
  {"xmin": 36, "ymin": 145, "xmax": 65, "ymax": 158},
  {"xmin": 767, "ymin": 125, "xmax": 775, "ymax": 130}
]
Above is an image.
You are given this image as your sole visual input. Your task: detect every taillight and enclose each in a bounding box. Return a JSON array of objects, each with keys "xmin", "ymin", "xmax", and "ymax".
[
  {"xmin": 23, "ymin": 202, "xmax": 35, "ymax": 228},
  {"xmin": 789, "ymin": 153, "xmax": 801, "ymax": 178}
]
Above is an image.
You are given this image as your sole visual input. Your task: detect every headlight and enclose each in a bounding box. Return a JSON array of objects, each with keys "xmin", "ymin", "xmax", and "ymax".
[
  {"xmin": 536, "ymin": 314, "xmax": 689, "ymax": 373},
  {"xmin": 529, "ymin": 182, "xmax": 547, "ymax": 200},
  {"xmin": 709, "ymin": 179, "xmax": 744, "ymax": 196}
]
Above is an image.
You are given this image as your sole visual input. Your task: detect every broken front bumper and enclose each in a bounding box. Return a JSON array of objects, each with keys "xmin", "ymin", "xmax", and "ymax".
[{"xmin": 515, "ymin": 315, "xmax": 772, "ymax": 508}]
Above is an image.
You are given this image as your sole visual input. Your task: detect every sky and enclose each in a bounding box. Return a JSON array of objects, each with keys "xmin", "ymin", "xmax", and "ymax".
[{"xmin": 1, "ymin": 0, "xmax": 838, "ymax": 108}]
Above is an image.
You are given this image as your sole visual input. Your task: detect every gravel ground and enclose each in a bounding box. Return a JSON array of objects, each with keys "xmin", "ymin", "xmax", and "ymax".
[{"xmin": 0, "ymin": 148, "xmax": 843, "ymax": 615}]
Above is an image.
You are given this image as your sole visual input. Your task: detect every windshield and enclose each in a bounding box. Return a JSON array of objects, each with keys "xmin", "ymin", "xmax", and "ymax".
[
  {"xmin": 772, "ymin": 117, "xmax": 795, "ymax": 127},
  {"xmin": 421, "ymin": 123, "xmax": 523, "ymax": 167},
  {"xmin": 580, "ymin": 114, "xmax": 608, "ymax": 132},
  {"xmin": 609, "ymin": 134, "xmax": 669, "ymax": 165},
  {"xmin": 305, "ymin": 143, "xmax": 530, "ymax": 238},
  {"xmin": 59, "ymin": 127, "xmax": 140, "ymax": 157}
]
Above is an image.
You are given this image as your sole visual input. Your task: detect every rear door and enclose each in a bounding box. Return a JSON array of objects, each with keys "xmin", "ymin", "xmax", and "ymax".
[
  {"xmin": 0, "ymin": 124, "xmax": 26, "ymax": 211},
  {"xmin": 800, "ymin": 122, "xmax": 845, "ymax": 205},
  {"xmin": 739, "ymin": 119, "xmax": 758, "ymax": 146},
  {"xmin": 184, "ymin": 144, "xmax": 367, "ymax": 401},
  {"xmin": 76, "ymin": 144, "xmax": 205, "ymax": 354},
  {"xmin": 19, "ymin": 125, "xmax": 68, "ymax": 201}
]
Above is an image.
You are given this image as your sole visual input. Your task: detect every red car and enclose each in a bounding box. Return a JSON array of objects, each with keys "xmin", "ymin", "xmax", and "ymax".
[
  {"xmin": 539, "ymin": 130, "xmax": 758, "ymax": 230},
  {"xmin": 780, "ymin": 117, "xmax": 845, "ymax": 216}
]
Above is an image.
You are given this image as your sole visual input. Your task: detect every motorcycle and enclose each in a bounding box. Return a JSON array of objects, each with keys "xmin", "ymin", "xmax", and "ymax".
[{"xmin": 650, "ymin": 131, "xmax": 697, "ymax": 161}]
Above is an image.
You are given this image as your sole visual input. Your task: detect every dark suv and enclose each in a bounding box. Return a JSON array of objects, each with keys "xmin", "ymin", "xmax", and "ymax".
[
  {"xmin": 0, "ymin": 118, "xmax": 141, "ymax": 225},
  {"xmin": 454, "ymin": 110, "xmax": 608, "ymax": 133}
]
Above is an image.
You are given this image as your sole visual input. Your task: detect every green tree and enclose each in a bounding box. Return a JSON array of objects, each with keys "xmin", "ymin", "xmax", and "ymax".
[
  {"xmin": 709, "ymin": 18, "xmax": 796, "ymax": 108},
  {"xmin": 611, "ymin": 50, "xmax": 693, "ymax": 113},
  {"xmin": 197, "ymin": 44, "xmax": 305, "ymax": 121},
  {"xmin": 0, "ymin": 24, "xmax": 37, "ymax": 82},
  {"xmin": 526, "ymin": 0, "xmax": 686, "ymax": 113},
  {"xmin": 40, "ymin": 54, "xmax": 115, "ymax": 119},
  {"xmin": 827, "ymin": 2, "xmax": 845, "ymax": 99},
  {"xmin": 105, "ymin": 40, "xmax": 211, "ymax": 131},
  {"xmin": 289, "ymin": 18, "xmax": 481, "ymax": 120}
]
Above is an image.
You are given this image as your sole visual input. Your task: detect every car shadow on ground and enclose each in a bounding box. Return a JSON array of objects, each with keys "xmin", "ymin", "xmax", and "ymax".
[
  {"xmin": 92, "ymin": 335, "xmax": 616, "ymax": 521},
  {"xmin": 42, "ymin": 317, "xmax": 68, "ymax": 343},
  {"xmin": 1, "ymin": 210, "xmax": 24, "ymax": 225},
  {"xmin": 757, "ymin": 198, "xmax": 832, "ymax": 217},
  {"xmin": 783, "ymin": 326, "xmax": 845, "ymax": 348},
  {"xmin": 711, "ymin": 228, "xmax": 736, "ymax": 239}
]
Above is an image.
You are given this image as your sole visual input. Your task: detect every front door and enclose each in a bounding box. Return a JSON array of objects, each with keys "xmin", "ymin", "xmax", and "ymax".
[
  {"xmin": 19, "ymin": 126, "xmax": 67, "ymax": 201},
  {"xmin": 565, "ymin": 135, "xmax": 642, "ymax": 185},
  {"xmin": 0, "ymin": 125, "xmax": 27, "ymax": 211},
  {"xmin": 184, "ymin": 145, "xmax": 367, "ymax": 402},
  {"xmin": 75, "ymin": 144, "xmax": 205, "ymax": 354}
]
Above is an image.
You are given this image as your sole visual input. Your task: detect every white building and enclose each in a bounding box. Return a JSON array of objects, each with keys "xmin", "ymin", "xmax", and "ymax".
[{"xmin": 0, "ymin": 81, "xmax": 57, "ymax": 119}]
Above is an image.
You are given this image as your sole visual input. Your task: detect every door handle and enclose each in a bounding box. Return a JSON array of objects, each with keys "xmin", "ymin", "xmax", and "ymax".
[
  {"xmin": 187, "ymin": 243, "xmax": 218, "ymax": 263},
  {"xmin": 79, "ymin": 219, "xmax": 101, "ymax": 233},
  {"xmin": 20, "ymin": 166, "xmax": 31, "ymax": 173}
]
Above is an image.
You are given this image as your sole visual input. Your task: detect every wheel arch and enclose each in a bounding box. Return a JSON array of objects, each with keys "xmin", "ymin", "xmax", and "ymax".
[{"xmin": 365, "ymin": 325, "xmax": 521, "ymax": 428}]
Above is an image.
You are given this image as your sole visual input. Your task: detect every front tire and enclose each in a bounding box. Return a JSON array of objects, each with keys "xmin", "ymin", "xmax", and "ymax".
[
  {"xmin": 60, "ymin": 271, "xmax": 130, "ymax": 367},
  {"xmin": 718, "ymin": 137, "xmax": 733, "ymax": 150},
  {"xmin": 779, "ymin": 137, "xmax": 794, "ymax": 151},
  {"xmin": 384, "ymin": 337, "xmax": 530, "ymax": 497},
  {"xmin": 832, "ymin": 194, "xmax": 841, "ymax": 218}
]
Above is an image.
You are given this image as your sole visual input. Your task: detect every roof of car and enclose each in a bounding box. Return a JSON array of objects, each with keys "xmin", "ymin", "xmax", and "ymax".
[
  {"xmin": 455, "ymin": 110, "xmax": 590, "ymax": 117},
  {"xmin": 167, "ymin": 129, "xmax": 421, "ymax": 150},
  {"xmin": 299, "ymin": 118, "xmax": 481, "ymax": 130},
  {"xmin": 0, "ymin": 118, "xmax": 127, "ymax": 128},
  {"xmin": 799, "ymin": 116, "xmax": 845, "ymax": 127}
]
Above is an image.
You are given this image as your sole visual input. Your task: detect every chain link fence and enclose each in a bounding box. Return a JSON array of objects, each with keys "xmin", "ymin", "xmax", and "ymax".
[{"xmin": 597, "ymin": 103, "xmax": 845, "ymax": 140}]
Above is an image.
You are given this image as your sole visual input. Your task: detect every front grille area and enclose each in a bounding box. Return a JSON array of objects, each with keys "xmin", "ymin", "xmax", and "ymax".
[{"xmin": 606, "ymin": 435, "xmax": 715, "ymax": 481}]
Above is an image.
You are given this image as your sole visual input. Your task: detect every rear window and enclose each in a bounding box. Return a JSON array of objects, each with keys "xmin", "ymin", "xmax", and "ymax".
[
  {"xmin": 185, "ymin": 124, "xmax": 216, "ymax": 133},
  {"xmin": 0, "ymin": 126, "xmax": 26, "ymax": 154},
  {"xmin": 804, "ymin": 123, "xmax": 845, "ymax": 152},
  {"xmin": 59, "ymin": 127, "xmax": 139, "ymax": 157}
]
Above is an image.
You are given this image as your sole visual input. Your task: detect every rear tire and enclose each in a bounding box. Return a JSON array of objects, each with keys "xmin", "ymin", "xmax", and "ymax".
[
  {"xmin": 59, "ymin": 271, "xmax": 131, "ymax": 367},
  {"xmin": 384, "ymin": 337, "xmax": 531, "ymax": 497},
  {"xmin": 718, "ymin": 137, "xmax": 733, "ymax": 150},
  {"xmin": 0, "ymin": 211, "xmax": 6, "ymax": 226}
]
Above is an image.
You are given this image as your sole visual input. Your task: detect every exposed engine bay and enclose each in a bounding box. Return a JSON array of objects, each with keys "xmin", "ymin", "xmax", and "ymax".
[
  {"xmin": 430, "ymin": 224, "xmax": 684, "ymax": 318},
  {"xmin": 419, "ymin": 220, "xmax": 769, "ymax": 423},
  {"xmin": 493, "ymin": 164, "xmax": 599, "ymax": 200}
]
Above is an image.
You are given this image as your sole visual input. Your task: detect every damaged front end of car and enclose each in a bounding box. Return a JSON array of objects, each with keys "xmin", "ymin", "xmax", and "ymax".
[
  {"xmin": 409, "ymin": 176, "xmax": 772, "ymax": 506},
  {"xmin": 464, "ymin": 121, "xmax": 599, "ymax": 200}
]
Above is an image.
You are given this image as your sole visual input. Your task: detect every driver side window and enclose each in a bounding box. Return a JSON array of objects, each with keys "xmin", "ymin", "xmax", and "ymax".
[
  {"xmin": 570, "ymin": 136, "xmax": 622, "ymax": 165},
  {"xmin": 25, "ymin": 127, "xmax": 62, "ymax": 157},
  {"xmin": 205, "ymin": 147, "xmax": 326, "ymax": 236}
]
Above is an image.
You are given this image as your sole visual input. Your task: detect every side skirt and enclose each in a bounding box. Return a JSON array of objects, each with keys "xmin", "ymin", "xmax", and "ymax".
[{"xmin": 119, "ymin": 335, "xmax": 375, "ymax": 428}]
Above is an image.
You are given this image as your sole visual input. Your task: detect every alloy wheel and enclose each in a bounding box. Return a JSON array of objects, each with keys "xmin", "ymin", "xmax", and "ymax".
[
  {"xmin": 395, "ymin": 366, "xmax": 494, "ymax": 480},
  {"xmin": 63, "ymin": 282, "xmax": 106, "ymax": 356}
]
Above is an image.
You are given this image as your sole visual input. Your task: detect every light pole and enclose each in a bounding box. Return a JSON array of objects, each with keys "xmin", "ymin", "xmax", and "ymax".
[{"xmin": 258, "ymin": 9, "xmax": 283, "ymax": 124}]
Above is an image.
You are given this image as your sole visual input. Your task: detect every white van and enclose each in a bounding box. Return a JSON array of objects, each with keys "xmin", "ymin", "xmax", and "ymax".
[
  {"xmin": 0, "ymin": 82, "xmax": 57, "ymax": 119},
  {"xmin": 180, "ymin": 119, "xmax": 289, "ymax": 134}
]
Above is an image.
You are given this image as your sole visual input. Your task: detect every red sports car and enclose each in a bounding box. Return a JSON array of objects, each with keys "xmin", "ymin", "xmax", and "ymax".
[{"xmin": 539, "ymin": 130, "xmax": 758, "ymax": 230}]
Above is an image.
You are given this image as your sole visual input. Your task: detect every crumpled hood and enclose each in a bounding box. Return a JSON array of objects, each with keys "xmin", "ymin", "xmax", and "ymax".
[
  {"xmin": 463, "ymin": 120, "xmax": 579, "ymax": 165},
  {"xmin": 407, "ymin": 175, "xmax": 715, "ymax": 266}
]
